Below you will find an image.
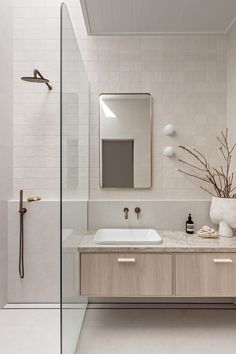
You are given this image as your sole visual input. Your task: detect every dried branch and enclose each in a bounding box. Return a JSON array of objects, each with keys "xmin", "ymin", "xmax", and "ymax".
[
  {"xmin": 200, "ymin": 186, "xmax": 215, "ymax": 197},
  {"xmin": 178, "ymin": 169, "xmax": 211, "ymax": 183},
  {"xmin": 178, "ymin": 159, "xmax": 206, "ymax": 172},
  {"xmin": 178, "ymin": 129, "xmax": 236, "ymax": 198}
]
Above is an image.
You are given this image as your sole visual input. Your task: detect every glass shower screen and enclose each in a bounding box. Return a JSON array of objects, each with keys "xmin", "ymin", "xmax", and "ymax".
[{"xmin": 60, "ymin": 4, "xmax": 89, "ymax": 354}]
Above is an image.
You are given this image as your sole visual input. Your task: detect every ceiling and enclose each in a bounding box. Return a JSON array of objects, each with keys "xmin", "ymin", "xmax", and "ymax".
[{"xmin": 80, "ymin": 0, "xmax": 236, "ymax": 35}]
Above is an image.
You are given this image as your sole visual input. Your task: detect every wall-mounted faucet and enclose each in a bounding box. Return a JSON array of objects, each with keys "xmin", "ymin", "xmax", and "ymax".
[
  {"xmin": 135, "ymin": 207, "xmax": 141, "ymax": 219},
  {"xmin": 124, "ymin": 207, "xmax": 129, "ymax": 219}
]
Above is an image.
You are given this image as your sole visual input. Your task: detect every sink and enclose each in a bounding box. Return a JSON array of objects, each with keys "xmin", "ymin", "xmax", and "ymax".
[{"xmin": 95, "ymin": 229, "xmax": 162, "ymax": 245}]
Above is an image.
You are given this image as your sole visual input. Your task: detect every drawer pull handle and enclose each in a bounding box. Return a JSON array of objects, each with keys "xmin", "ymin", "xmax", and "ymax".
[
  {"xmin": 213, "ymin": 258, "xmax": 233, "ymax": 263},
  {"xmin": 118, "ymin": 258, "xmax": 136, "ymax": 263}
]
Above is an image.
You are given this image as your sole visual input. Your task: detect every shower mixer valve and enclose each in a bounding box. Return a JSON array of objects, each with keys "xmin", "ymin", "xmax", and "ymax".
[
  {"xmin": 19, "ymin": 190, "xmax": 27, "ymax": 215},
  {"xmin": 18, "ymin": 190, "xmax": 41, "ymax": 279}
]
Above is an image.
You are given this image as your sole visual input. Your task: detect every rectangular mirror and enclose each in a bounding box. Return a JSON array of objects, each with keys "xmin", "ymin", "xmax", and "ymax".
[{"xmin": 99, "ymin": 93, "xmax": 152, "ymax": 189}]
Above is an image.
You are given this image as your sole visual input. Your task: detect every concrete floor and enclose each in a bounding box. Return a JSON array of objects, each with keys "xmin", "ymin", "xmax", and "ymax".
[
  {"xmin": 0, "ymin": 308, "xmax": 60, "ymax": 354},
  {"xmin": 1, "ymin": 307, "xmax": 236, "ymax": 354},
  {"xmin": 76, "ymin": 308, "xmax": 236, "ymax": 354}
]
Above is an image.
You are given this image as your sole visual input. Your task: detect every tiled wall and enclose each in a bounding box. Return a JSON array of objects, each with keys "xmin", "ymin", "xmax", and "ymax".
[
  {"xmin": 85, "ymin": 35, "xmax": 227, "ymax": 200},
  {"xmin": 0, "ymin": 0, "xmax": 12, "ymax": 308},
  {"xmin": 9, "ymin": 1, "xmax": 233, "ymax": 303},
  {"xmin": 71, "ymin": 5, "xmax": 227, "ymax": 200},
  {"xmin": 227, "ymin": 21, "xmax": 236, "ymax": 172},
  {"xmin": 13, "ymin": 0, "xmax": 61, "ymax": 200},
  {"xmin": 13, "ymin": 1, "xmax": 227, "ymax": 201},
  {"xmin": 9, "ymin": 1, "xmax": 88, "ymax": 304},
  {"xmin": 8, "ymin": 201, "xmax": 60, "ymax": 303},
  {"xmin": 61, "ymin": 2, "xmax": 89, "ymax": 200},
  {"xmin": 89, "ymin": 200, "xmax": 213, "ymax": 232}
]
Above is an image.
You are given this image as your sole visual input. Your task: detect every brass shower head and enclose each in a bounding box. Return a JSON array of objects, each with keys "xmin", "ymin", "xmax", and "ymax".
[{"xmin": 21, "ymin": 69, "xmax": 53, "ymax": 90}]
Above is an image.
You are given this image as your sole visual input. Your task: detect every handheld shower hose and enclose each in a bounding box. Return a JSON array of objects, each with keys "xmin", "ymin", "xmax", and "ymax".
[{"xmin": 19, "ymin": 190, "xmax": 27, "ymax": 279}]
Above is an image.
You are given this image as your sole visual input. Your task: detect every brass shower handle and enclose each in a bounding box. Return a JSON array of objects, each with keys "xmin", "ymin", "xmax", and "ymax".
[
  {"xmin": 19, "ymin": 190, "xmax": 27, "ymax": 214},
  {"xmin": 135, "ymin": 207, "xmax": 141, "ymax": 219}
]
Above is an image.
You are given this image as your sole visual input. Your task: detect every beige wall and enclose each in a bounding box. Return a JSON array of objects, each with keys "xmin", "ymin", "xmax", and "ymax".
[
  {"xmin": 227, "ymin": 20, "xmax": 236, "ymax": 173},
  {"xmin": 0, "ymin": 0, "xmax": 12, "ymax": 308},
  {"xmin": 8, "ymin": 201, "xmax": 60, "ymax": 303},
  {"xmin": 13, "ymin": 1, "xmax": 227, "ymax": 201},
  {"xmin": 84, "ymin": 34, "xmax": 227, "ymax": 200},
  {"xmin": 9, "ymin": 1, "xmax": 235, "ymax": 303},
  {"xmin": 70, "ymin": 6, "xmax": 228, "ymax": 200}
]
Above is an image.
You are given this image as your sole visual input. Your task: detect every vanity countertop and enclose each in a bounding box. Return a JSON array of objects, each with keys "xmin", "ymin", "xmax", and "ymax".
[{"xmin": 64, "ymin": 231, "xmax": 236, "ymax": 253}]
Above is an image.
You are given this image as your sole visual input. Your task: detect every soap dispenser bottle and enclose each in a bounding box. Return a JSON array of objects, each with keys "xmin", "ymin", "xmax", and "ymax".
[{"xmin": 186, "ymin": 213, "xmax": 194, "ymax": 234}]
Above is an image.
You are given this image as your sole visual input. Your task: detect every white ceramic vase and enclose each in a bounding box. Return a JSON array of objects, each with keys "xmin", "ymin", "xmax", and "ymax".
[{"xmin": 210, "ymin": 197, "xmax": 236, "ymax": 237}]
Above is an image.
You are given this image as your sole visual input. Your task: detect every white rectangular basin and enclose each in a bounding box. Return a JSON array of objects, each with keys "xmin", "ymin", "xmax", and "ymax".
[{"xmin": 95, "ymin": 229, "xmax": 162, "ymax": 245}]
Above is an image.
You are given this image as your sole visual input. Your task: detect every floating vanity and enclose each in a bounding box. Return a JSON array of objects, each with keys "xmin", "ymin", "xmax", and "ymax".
[{"xmin": 78, "ymin": 231, "xmax": 236, "ymax": 298}]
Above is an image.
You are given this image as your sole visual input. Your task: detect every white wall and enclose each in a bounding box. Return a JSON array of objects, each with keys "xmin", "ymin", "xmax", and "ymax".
[
  {"xmin": 227, "ymin": 20, "xmax": 236, "ymax": 173},
  {"xmin": 85, "ymin": 35, "xmax": 227, "ymax": 200},
  {"xmin": 13, "ymin": 1, "xmax": 227, "ymax": 201},
  {"xmin": 10, "ymin": 1, "xmax": 234, "ymax": 303},
  {"xmin": 8, "ymin": 201, "xmax": 60, "ymax": 303},
  {"xmin": 9, "ymin": 1, "xmax": 89, "ymax": 304},
  {"xmin": 13, "ymin": 0, "xmax": 61, "ymax": 200},
  {"xmin": 0, "ymin": 0, "xmax": 13, "ymax": 308},
  {"xmin": 89, "ymin": 200, "xmax": 213, "ymax": 232}
]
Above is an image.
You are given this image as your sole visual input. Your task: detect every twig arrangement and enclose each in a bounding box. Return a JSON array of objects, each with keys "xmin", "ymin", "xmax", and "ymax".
[{"xmin": 178, "ymin": 129, "xmax": 236, "ymax": 198}]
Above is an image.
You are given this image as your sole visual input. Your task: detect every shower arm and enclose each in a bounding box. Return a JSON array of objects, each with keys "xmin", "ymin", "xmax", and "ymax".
[{"xmin": 33, "ymin": 69, "xmax": 53, "ymax": 91}]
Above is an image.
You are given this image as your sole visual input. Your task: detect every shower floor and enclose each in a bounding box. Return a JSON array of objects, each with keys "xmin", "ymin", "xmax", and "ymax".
[{"xmin": 0, "ymin": 305, "xmax": 60, "ymax": 354}]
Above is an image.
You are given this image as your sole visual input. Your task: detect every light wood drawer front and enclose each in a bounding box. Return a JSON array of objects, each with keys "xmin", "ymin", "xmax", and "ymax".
[
  {"xmin": 80, "ymin": 253, "xmax": 172, "ymax": 297},
  {"xmin": 176, "ymin": 254, "xmax": 236, "ymax": 297}
]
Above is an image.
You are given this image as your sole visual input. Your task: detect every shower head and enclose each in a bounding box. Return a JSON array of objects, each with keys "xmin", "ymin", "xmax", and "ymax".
[
  {"xmin": 21, "ymin": 69, "xmax": 53, "ymax": 90},
  {"xmin": 22, "ymin": 77, "xmax": 49, "ymax": 84}
]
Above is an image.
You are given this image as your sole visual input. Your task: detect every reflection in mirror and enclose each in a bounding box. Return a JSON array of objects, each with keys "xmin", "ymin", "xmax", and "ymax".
[{"xmin": 99, "ymin": 94, "xmax": 152, "ymax": 189}]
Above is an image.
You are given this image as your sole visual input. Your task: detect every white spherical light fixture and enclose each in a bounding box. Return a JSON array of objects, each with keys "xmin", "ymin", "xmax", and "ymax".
[
  {"xmin": 163, "ymin": 124, "xmax": 175, "ymax": 136},
  {"xmin": 163, "ymin": 146, "xmax": 174, "ymax": 157}
]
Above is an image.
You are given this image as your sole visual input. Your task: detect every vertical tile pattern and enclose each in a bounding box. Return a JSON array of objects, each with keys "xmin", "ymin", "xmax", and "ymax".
[
  {"xmin": 0, "ymin": 0, "xmax": 12, "ymax": 308},
  {"xmin": 13, "ymin": 1, "xmax": 227, "ymax": 201},
  {"xmin": 227, "ymin": 21, "xmax": 236, "ymax": 172},
  {"xmin": 13, "ymin": 0, "xmax": 61, "ymax": 200},
  {"xmin": 83, "ymin": 35, "xmax": 227, "ymax": 200},
  {"xmin": 8, "ymin": 201, "xmax": 60, "ymax": 303}
]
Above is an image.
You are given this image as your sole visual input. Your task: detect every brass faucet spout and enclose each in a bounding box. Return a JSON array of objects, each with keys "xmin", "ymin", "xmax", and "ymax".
[{"xmin": 124, "ymin": 207, "xmax": 129, "ymax": 219}]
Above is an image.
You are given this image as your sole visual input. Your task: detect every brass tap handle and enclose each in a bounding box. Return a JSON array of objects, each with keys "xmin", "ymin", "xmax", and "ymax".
[
  {"xmin": 135, "ymin": 207, "xmax": 141, "ymax": 219},
  {"xmin": 19, "ymin": 190, "xmax": 27, "ymax": 214},
  {"xmin": 124, "ymin": 207, "xmax": 129, "ymax": 219}
]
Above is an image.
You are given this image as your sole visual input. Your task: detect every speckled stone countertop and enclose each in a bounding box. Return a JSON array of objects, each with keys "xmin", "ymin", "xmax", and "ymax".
[{"xmin": 64, "ymin": 231, "xmax": 236, "ymax": 253}]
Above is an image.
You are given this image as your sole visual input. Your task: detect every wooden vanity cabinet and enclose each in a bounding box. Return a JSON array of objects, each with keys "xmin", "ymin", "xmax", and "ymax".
[
  {"xmin": 80, "ymin": 252, "xmax": 236, "ymax": 298},
  {"xmin": 80, "ymin": 253, "xmax": 172, "ymax": 297},
  {"xmin": 175, "ymin": 253, "xmax": 236, "ymax": 297}
]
